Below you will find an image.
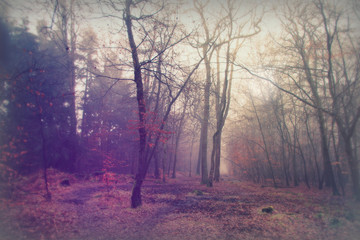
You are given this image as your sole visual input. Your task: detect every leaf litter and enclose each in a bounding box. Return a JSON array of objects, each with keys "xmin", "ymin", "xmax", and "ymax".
[{"xmin": 0, "ymin": 170, "xmax": 359, "ymax": 240}]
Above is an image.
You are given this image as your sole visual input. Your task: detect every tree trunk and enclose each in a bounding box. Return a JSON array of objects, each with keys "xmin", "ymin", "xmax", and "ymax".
[
  {"xmin": 292, "ymin": 129, "xmax": 299, "ymax": 187},
  {"xmin": 162, "ymin": 148, "xmax": 166, "ymax": 183},
  {"xmin": 317, "ymin": 110, "xmax": 339, "ymax": 195},
  {"xmin": 125, "ymin": 0, "xmax": 147, "ymax": 208},
  {"xmin": 208, "ymin": 132, "xmax": 219, "ymax": 187},
  {"xmin": 214, "ymin": 132, "xmax": 222, "ymax": 182},
  {"xmin": 131, "ymin": 175, "xmax": 144, "ymax": 208},
  {"xmin": 39, "ymin": 108, "xmax": 51, "ymax": 201},
  {"xmin": 299, "ymin": 42, "xmax": 339, "ymax": 195},
  {"xmin": 199, "ymin": 50, "xmax": 211, "ymax": 185},
  {"xmin": 319, "ymin": 0, "xmax": 360, "ymax": 199},
  {"xmin": 196, "ymin": 139, "xmax": 202, "ymax": 175},
  {"xmin": 172, "ymin": 136, "xmax": 180, "ymax": 178},
  {"xmin": 344, "ymin": 137, "xmax": 360, "ymax": 201},
  {"xmin": 189, "ymin": 137, "xmax": 195, "ymax": 177},
  {"xmin": 154, "ymin": 150, "xmax": 160, "ymax": 179},
  {"xmin": 296, "ymin": 136, "xmax": 310, "ymax": 189},
  {"xmin": 152, "ymin": 59, "xmax": 162, "ymax": 180},
  {"xmin": 172, "ymin": 101, "xmax": 187, "ymax": 178},
  {"xmin": 281, "ymin": 140, "xmax": 290, "ymax": 187}
]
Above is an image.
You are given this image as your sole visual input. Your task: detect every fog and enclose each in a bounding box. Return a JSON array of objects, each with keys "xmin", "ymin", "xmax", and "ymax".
[{"xmin": 2, "ymin": 0, "xmax": 360, "ymax": 208}]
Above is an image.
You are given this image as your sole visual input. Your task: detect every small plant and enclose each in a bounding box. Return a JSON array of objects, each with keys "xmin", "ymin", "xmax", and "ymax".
[{"xmin": 104, "ymin": 172, "xmax": 117, "ymax": 195}]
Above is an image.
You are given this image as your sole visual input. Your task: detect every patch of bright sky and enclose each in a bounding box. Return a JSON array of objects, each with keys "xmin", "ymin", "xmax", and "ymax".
[
  {"xmin": 7, "ymin": 0, "xmax": 357, "ymax": 110},
  {"xmin": 3, "ymin": 0, "xmax": 293, "ymax": 116},
  {"xmin": 6, "ymin": 0, "xmax": 281, "ymax": 54}
]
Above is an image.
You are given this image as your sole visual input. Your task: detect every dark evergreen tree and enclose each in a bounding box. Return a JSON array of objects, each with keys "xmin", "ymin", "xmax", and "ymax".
[{"xmin": 0, "ymin": 18, "xmax": 79, "ymax": 177}]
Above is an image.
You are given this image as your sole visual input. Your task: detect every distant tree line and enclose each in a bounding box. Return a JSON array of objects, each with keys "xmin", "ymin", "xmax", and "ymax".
[{"xmin": 227, "ymin": 0, "xmax": 360, "ymax": 201}]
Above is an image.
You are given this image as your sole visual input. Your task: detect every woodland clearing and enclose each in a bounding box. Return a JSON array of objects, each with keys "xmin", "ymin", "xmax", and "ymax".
[{"xmin": 0, "ymin": 169, "xmax": 359, "ymax": 240}]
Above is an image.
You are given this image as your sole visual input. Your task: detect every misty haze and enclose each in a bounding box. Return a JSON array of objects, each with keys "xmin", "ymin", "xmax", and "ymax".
[{"xmin": 1, "ymin": 0, "xmax": 360, "ymax": 239}]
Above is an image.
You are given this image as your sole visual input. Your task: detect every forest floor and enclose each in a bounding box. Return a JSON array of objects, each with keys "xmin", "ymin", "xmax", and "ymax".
[{"xmin": 0, "ymin": 169, "xmax": 360, "ymax": 240}]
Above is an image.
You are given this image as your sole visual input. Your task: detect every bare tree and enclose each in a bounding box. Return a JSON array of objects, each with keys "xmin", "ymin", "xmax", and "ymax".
[
  {"xmin": 316, "ymin": 0, "xmax": 360, "ymax": 200},
  {"xmin": 172, "ymin": 97, "xmax": 188, "ymax": 178},
  {"xmin": 122, "ymin": 0, "xmax": 205, "ymax": 207},
  {"xmin": 193, "ymin": 0, "xmax": 224, "ymax": 184},
  {"xmin": 238, "ymin": 0, "xmax": 340, "ymax": 195},
  {"xmin": 248, "ymin": 93, "xmax": 277, "ymax": 188},
  {"xmin": 208, "ymin": 0, "xmax": 261, "ymax": 186}
]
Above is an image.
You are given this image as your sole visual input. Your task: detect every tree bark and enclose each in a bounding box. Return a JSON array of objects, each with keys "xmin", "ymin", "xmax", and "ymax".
[
  {"xmin": 131, "ymin": 175, "xmax": 144, "ymax": 208},
  {"xmin": 208, "ymin": 132, "xmax": 219, "ymax": 187},
  {"xmin": 38, "ymin": 103, "xmax": 51, "ymax": 201},
  {"xmin": 172, "ymin": 101, "xmax": 187, "ymax": 178},
  {"xmin": 196, "ymin": 138, "xmax": 202, "ymax": 175},
  {"xmin": 154, "ymin": 150, "xmax": 160, "ymax": 179},
  {"xmin": 199, "ymin": 50, "xmax": 210, "ymax": 185},
  {"xmin": 317, "ymin": 0, "xmax": 360, "ymax": 200},
  {"xmin": 344, "ymin": 137, "xmax": 360, "ymax": 200},
  {"xmin": 189, "ymin": 136, "xmax": 195, "ymax": 177},
  {"xmin": 299, "ymin": 45, "xmax": 339, "ymax": 195},
  {"xmin": 214, "ymin": 132, "xmax": 222, "ymax": 182},
  {"xmin": 124, "ymin": 0, "xmax": 147, "ymax": 208},
  {"xmin": 317, "ymin": 110, "xmax": 338, "ymax": 195}
]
